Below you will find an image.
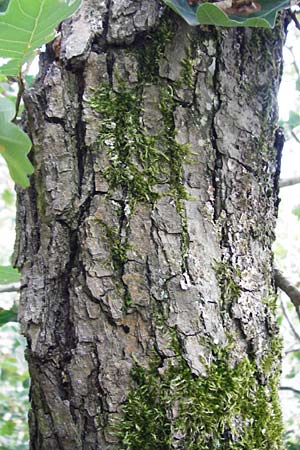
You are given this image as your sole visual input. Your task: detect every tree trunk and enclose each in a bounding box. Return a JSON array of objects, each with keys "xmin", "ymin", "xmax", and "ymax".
[{"xmin": 14, "ymin": 1, "xmax": 286, "ymax": 449}]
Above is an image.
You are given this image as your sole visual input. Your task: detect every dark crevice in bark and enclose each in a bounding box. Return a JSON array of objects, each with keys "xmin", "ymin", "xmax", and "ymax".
[
  {"xmin": 117, "ymin": 199, "xmax": 133, "ymax": 313},
  {"xmin": 60, "ymin": 228, "xmax": 78, "ymax": 352},
  {"xmin": 228, "ymin": 155, "xmax": 257, "ymax": 176},
  {"xmin": 14, "ymin": 185, "xmax": 41, "ymax": 266},
  {"xmin": 106, "ymin": 49, "xmax": 115, "ymax": 86},
  {"xmin": 44, "ymin": 116, "xmax": 66, "ymax": 126},
  {"xmin": 75, "ymin": 67, "xmax": 88, "ymax": 197},
  {"xmin": 210, "ymin": 34, "xmax": 224, "ymax": 224}
]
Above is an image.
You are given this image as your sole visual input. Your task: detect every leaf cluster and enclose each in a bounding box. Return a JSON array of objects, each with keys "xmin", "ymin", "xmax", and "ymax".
[
  {"xmin": 0, "ymin": 0, "xmax": 81, "ymax": 187},
  {"xmin": 163, "ymin": 0, "xmax": 291, "ymax": 28}
]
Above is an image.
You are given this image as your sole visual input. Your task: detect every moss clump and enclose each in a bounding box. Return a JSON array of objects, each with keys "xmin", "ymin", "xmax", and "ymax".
[
  {"xmin": 117, "ymin": 342, "xmax": 283, "ymax": 450},
  {"xmin": 260, "ymin": 335, "xmax": 283, "ymax": 376},
  {"xmin": 91, "ymin": 82, "xmax": 163, "ymax": 210},
  {"xmin": 90, "ymin": 81, "xmax": 191, "ymax": 212},
  {"xmin": 95, "ymin": 219, "xmax": 134, "ymax": 310},
  {"xmin": 174, "ymin": 46, "xmax": 194, "ymax": 90},
  {"xmin": 262, "ymin": 293, "xmax": 278, "ymax": 315},
  {"xmin": 134, "ymin": 16, "xmax": 174, "ymax": 83},
  {"xmin": 214, "ymin": 261, "xmax": 241, "ymax": 308},
  {"xmin": 96, "ymin": 220, "xmax": 131, "ymax": 271}
]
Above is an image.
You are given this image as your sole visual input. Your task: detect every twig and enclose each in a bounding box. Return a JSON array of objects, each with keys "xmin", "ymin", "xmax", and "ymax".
[
  {"xmin": 280, "ymin": 386, "xmax": 300, "ymax": 396},
  {"xmin": 274, "ymin": 268, "xmax": 300, "ymax": 310},
  {"xmin": 280, "ymin": 176, "xmax": 300, "ymax": 188},
  {"xmin": 279, "ymin": 296, "xmax": 300, "ymax": 343},
  {"xmin": 291, "ymin": 130, "xmax": 300, "ymax": 145},
  {"xmin": 284, "ymin": 347, "xmax": 300, "ymax": 355},
  {"xmin": 286, "ymin": 45, "xmax": 300, "ymax": 77},
  {"xmin": 12, "ymin": 74, "xmax": 25, "ymax": 123},
  {"xmin": 287, "ymin": 10, "xmax": 300, "ymax": 30},
  {"xmin": 0, "ymin": 285, "xmax": 20, "ymax": 294},
  {"xmin": 280, "ymin": 300, "xmax": 300, "ymax": 342}
]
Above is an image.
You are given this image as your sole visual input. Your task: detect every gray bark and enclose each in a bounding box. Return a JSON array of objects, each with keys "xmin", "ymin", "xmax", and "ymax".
[{"xmin": 15, "ymin": 1, "xmax": 286, "ymax": 449}]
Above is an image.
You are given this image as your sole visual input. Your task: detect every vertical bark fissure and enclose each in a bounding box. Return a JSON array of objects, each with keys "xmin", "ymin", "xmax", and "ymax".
[{"xmin": 210, "ymin": 30, "xmax": 224, "ymax": 224}]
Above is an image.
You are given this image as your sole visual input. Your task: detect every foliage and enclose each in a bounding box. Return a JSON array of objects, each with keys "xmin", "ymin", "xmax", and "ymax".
[
  {"xmin": 0, "ymin": 0, "xmax": 9, "ymax": 13},
  {"xmin": 0, "ymin": 265, "xmax": 20, "ymax": 326},
  {"xmin": 0, "ymin": 265, "xmax": 19, "ymax": 285},
  {"xmin": 0, "ymin": 97, "xmax": 33, "ymax": 187},
  {"xmin": 0, "ymin": 0, "xmax": 81, "ymax": 187},
  {"xmin": 0, "ymin": 323, "xmax": 29, "ymax": 449},
  {"xmin": 0, "ymin": 0, "xmax": 81, "ymax": 76},
  {"xmin": 163, "ymin": 0, "xmax": 291, "ymax": 28}
]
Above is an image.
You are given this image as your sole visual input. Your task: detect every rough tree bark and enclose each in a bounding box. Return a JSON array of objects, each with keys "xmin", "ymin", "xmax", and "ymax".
[{"xmin": 14, "ymin": 0, "xmax": 286, "ymax": 449}]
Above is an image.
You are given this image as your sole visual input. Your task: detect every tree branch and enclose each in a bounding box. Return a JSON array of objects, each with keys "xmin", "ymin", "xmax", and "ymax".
[
  {"xmin": 280, "ymin": 176, "xmax": 300, "ymax": 188},
  {"xmin": 280, "ymin": 386, "xmax": 300, "ymax": 396},
  {"xmin": 291, "ymin": 130, "xmax": 300, "ymax": 145},
  {"xmin": 0, "ymin": 285, "xmax": 19, "ymax": 294},
  {"xmin": 284, "ymin": 347, "xmax": 300, "ymax": 355},
  {"xmin": 279, "ymin": 296, "xmax": 300, "ymax": 343},
  {"xmin": 274, "ymin": 268, "xmax": 300, "ymax": 310}
]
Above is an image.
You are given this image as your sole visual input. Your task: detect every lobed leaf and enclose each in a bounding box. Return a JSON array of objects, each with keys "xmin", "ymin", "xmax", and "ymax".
[
  {"xmin": 162, "ymin": 0, "xmax": 291, "ymax": 28},
  {"xmin": 0, "ymin": 306, "xmax": 18, "ymax": 326},
  {"xmin": 0, "ymin": 97, "xmax": 34, "ymax": 187},
  {"xmin": 0, "ymin": 0, "xmax": 81, "ymax": 76}
]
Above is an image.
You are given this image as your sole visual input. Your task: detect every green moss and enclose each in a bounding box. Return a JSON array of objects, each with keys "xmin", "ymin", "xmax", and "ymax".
[
  {"xmin": 134, "ymin": 16, "xmax": 174, "ymax": 83},
  {"xmin": 174, "ymin": 46, "xmax": 194, "ymax": 89},
  {"xmin": 95, "ymin": 219, "xmax": 134, "ymax": 310},
  {"xmin": 261, "ymin": 335, "xmax": 283, "ymax": 376},
  {"xmin": 90, "ymin": 81, "xmax": 191, "ymax": 212},
  {"xmin": 158, "ymin": 85, "xmax": 191, "ymax": 205},
  {"xmin": 214, "ymin": 261, "xmax": 241, "ymax": 308},
  {"xmin": 90, "ymin": 81, "xmax": 162, "ymax": 210},
  {"xmin": 262, "ymin": 293, "xmax": 278, "ymax": 315},
  {"xmin": 96, "ymin": 220, "xmax": 131, "ymax": 271},
  {"xmin": 117, "ymin": 340, "xmax": 283, "ymax": 449},
  {"xmin": 90, "ymin": 77, "xmax": 192, "ymax": 271}
]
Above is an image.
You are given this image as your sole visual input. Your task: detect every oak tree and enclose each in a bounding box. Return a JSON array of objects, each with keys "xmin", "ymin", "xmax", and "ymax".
[{"xmin": 12, "ymin": 0, "xmax": 288, "ymax": 448}]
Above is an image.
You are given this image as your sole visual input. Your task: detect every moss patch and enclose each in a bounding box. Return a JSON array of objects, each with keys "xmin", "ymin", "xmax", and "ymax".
[
  {"xmin": 214, "ymin": 261, "xmax": 241, "ymax": 309},
  {"xmin": 96, "ymin": 220, "xmax": 131, "ymax": 272},
  {"xmin": 117, "ymin": 342, "xmax": 283, "ymax": 450},
  {"xmin": 90, "ymin": 81, "xmax": 191, "ymax": 211},
  {"xmin": 134, "ymin": 16, "xmax": 174, "ymax": 83},
  {"xmin": 90, "ymin": 77, "xmax": 192, "ymax": 275}
]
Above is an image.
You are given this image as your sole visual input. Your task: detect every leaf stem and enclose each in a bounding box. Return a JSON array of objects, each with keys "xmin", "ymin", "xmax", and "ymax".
[{"xmin": 12, "ymin": 73, "xmax": 25, "ymax": 124}]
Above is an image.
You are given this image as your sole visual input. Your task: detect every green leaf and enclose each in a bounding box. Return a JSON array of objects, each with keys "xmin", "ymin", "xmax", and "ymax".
[
  {"xmin": 0, "ymin": 96, "xmax": 34, "ymax": 186},
  {"xmin": 286, "ymin": 367, "xmax": 297, "ymax": 379},
  {"xmin": 0, "ymin": 306, "xmax": 18, "ymax": 326},
  {"xmin": 0, "ymin": 94, "xmax": 15, "ymax": 121},
  {"xmin": 1, "ymin": 187, "xmax": 14, "ymax": 205},
  {"xmin": 0, "ymin": 419, "xmax": 16, "ymax": 435},
  {"xmin": 162, "ymin": 0, "xmax": 291, "ymax": 28},
  {"xmin": 163, "ymin": 0, "xmax": 200, "ymax": 25},
  {"xmin": 287, "ymin": 110, "xmax": 300, "ymax": 130},
  {"xmin": 292, "ymin": 205, "xmax": 300, "ymax": 220},
  {"xmin": 0, "ymin": 265, "xmax": 20, "ymax": 284},
  {"xmin": 0, "ymin": 0, "xmax": 81, "ymax": 76},
  {"xmin": 293, "ymin": 350, "xmax": 300, "ymax": 360},
  {"xmin": 0, "ymin": 0, "xmax": 9, "ymax": 12},
  {"xmin": 196, "ymin": 3, "xmax": 271, "ymax": 28}
]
